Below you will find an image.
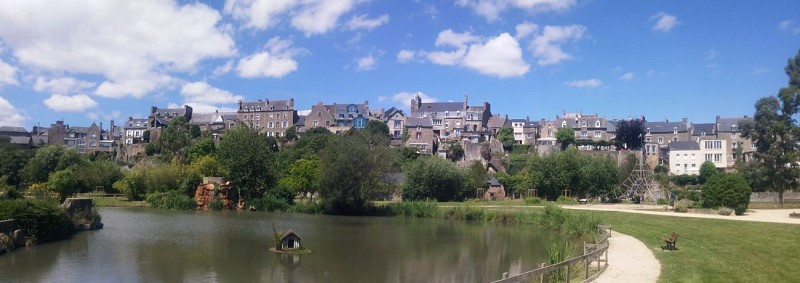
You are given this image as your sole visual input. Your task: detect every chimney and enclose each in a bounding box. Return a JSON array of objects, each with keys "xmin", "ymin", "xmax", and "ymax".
[
  {"xmin": 289, "ymin": 98, "xmax": 294, "ymax": 108},
  {"xmin": 151, "ymin": 106, "xmax": 157, "ymax": 113},
  {"xmin": 463, "ymin": 94, "xmax": 468, "ymax": 110}
]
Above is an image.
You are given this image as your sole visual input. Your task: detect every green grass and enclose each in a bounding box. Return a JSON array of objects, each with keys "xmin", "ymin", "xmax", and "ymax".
[
  {"xmin": 91, "ymin": 196, "xmax": 150, "ymax": 207},
  {"xmin": 582, "ymin": 210, "xmax": 800, "ymax": 282}
]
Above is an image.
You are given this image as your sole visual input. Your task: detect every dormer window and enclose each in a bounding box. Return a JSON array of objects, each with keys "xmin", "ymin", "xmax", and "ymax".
[
  {"xmin": 347, "ymin": 105, "xmax": 357, "ymax": 113},
  {"xmin": 445, "ymin": 111, "xmax": 449, "ymax": 117},
  {"xmin": 647, "ymin": 127, "xmax": 651, "ymax": 134},
  {"xmin": 595, "ymin": 121, "xmax": 601, "ymax": 127},
  {"xmin": 701, "ymin": 131, "xmax": 706, "ymax": 137},
  {"xmin": 456, "ymin": 111, "xmax": 461, "ymax": 116},
  {"xmin": 270, "ymin": 105, "xmax": 274, "ymax": 110},
  {"xmin": 673, "ymin": 127, "xmax": 678, "ymax": 134},
  {"xmin": 561, "ymin": 121, "xmax": 567, "ymax": 127},
  {"xmin": 284, "ymin": 105, "xmax": 288, "ymax": 110}
]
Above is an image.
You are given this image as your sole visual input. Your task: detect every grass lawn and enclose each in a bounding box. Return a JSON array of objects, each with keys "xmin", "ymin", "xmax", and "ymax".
[{"xmin": 581, "ymin": 210, "xmax": 799, "ymax": 283}]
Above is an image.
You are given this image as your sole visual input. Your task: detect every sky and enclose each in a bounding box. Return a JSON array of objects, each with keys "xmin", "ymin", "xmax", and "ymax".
[{"xmin": 1, "ymin": 0, "xmax": 799, "ymax": 129}]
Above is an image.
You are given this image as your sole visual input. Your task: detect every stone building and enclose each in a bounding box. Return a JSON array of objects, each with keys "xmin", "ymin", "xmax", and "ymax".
[
  {"xmin": 405, "ymin": 117, "xmax": 435, "ymax": 154},
  {"xmin": 237, "ymin": 99, "xmax": 297, "ymax": 137},
  {"xmin": 409, "ymin": 93, "xmax": 491, "ymax": 142}
]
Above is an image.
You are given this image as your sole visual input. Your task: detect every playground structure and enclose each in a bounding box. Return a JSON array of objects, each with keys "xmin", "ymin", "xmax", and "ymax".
[
  {"xmin": 194, "ymin": 177, "xmax": 234, "ymax": 210},
  {"xmin": 608, "ymin": 150, "xmax": 665, "ymax": 202}
]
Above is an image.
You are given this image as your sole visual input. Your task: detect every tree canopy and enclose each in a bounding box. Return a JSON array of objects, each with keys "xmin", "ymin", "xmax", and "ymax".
[
  {"xmin": 217, "ymin": 125, "xmax": 275, "ymax": 200},
  {"xmin": 613, "ymin": 118, "xmax": 646, "ymax": 150},
  {"xmin": 555, "ymin": 126, "xmax": 575, "ymax": 150},
  {"xmin": 496, "ymin": 127, "xmax": 515, "ymax": 151}
]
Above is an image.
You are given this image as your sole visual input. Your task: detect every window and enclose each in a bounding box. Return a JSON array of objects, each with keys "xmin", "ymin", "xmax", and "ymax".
[
  {"xmin": 134, "ymin": 131, "xmax": 140, "ymax": 137},
  {"xmin": 581, "ymin": 120, "xmax": 587, "ymax": 127},
  {"xmin": 256, "ymin": 114, "xmax": 260, "ymax": 120},
  {"xmin": 692, "ymin": 164, "xmax": 696, "ymax": 168},
  {"xmin": 714, "ymin": 141, "xmax": 722, "ymax": 149},
  {"xmin": 646, "ymin": 137, "xmax": 651, "ymax": 142},
  {"xmin": 456, "ymin": 111, "xmax": 461, "ymax": 116},
  {"xmin": 562, "ymin": 121, "xmax": 567, "ymax": 127},
  {"xmin": 595, "ymin": 121, "xmax": 601, "ymax": 127},
  {"xmin": 282, "ymin": 121, "xmax": 288, "ymax": 128},
  {"xmin": 594, "ymin": 131, "xmax": 601, "ymax": 138},
  {"xmin": 581, "ymin": 131, "xmax": 588, "ymax": 137},
  {"xmin": 714, "ymin": 154, "xmax": 722, "ymax": 162},
  {"xmin": 705, "ymin": 141, "xmax": 713, "ymax": 149},
  {"xmin": 394, "ymin": 120, "xmax": 402, "ymax": 128},
  {"xmin": 313, "ymin": 120, "xmax": 319, "ymax": 127},
  {"xmin": 751, "ymin": 142, "xmax": 756, "ymax": 149},
  {"xmin": 256, "ymin": 122, "xmax": 260, "ymax": 128},
  {"xmin": 347, "ymin": 105, "xmax": 357, "ymax": 113},
  {"xmin": 416, "ymin": 132, "xmax": 421, "ymax": 140},
  {"xmin": 672, "ymin": 137, "xmax": 678, "ymax": 142},
  {"xmin": 673, "ymin": 127, "xmax": 678, "ymax": 134},
  {"xmin": 658, "ymin": 137, "xmax": 664, "ymax": 144},
  {"xmin": 732, "ymin": 133, "xmax": 738, "ymax": 138},
  {"xmin": 433, "ymin": 119, "xmax": 442, "ymax": 125},
  {"xmin": 445, "ymin": 111, "xmax": 449, "ymax": 117},
  {"xmin": 90, "ymin": 141, "xmax": 97, "ymax": 147},
  {"xmin": 268, "ymin": 122, "xmax": 274, "ymax": 128}
]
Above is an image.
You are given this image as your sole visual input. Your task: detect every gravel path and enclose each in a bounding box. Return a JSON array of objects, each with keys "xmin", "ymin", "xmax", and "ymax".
[
  {"xmin": 593, "ymin": 230, "xmax": 660, "ymax": 283},
  {"xmin": 563, "ymin": 204, "xmax": 800, "ymax": 225}
]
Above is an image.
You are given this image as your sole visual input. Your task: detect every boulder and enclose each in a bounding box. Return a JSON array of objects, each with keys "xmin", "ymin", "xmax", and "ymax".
[
  {"xmin": 12, "ymin": 229, "xmax": 26, "ymax": 247},
  {"xmin": 62, "ymin": 198, "xmax": 94, "ymax": 217}
]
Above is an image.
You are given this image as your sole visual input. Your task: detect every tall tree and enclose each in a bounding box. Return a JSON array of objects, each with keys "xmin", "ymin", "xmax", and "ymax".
[
  {"xmin": 217, "ymin": 125, "xmax": 274, "ymax": 200},
  {"xmin": 496, "ymin": 127, "xmax": 515, "ymax": 151},
  {"xmin": 158, "ymin": 116, "xmax": 191, "ymax": 161},
  {"xmin": 740, "ymin": 50, "xmax": 800, "ymax": 207},
  {"xmin": 555, "ymin": 126, "xmax": 575, "ymax": 150},
  {"xmin": 613, "ymin": 118, "xmax": 646, "ymax": 150},
  {"xmin": 446, "ymin": 142, "xmax": 465, "ymax": 162},
  {"xmin": 278, "ymin": 158, "xmax": 321, "ymax": 202},
  {"xmin": 23, "ymin": 145, "xmax": 84, "ymax": 183},
  {"xmin": 698, "ymin": 161, "xmax": 718, "ymax": 184}
]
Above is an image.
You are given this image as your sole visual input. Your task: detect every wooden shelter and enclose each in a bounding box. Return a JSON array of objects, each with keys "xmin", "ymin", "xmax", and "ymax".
[{"xmin": 279, "ymin": 230, "xmax": 303, "ymax": 250}]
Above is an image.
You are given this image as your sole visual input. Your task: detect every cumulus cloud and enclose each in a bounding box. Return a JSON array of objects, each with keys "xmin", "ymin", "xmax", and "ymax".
[
  {"xmin": 423, "ymin": 30, "xmax": 529, "ymax": 77},
  {"xmin": 292, "ymin": 0, "xmax": 356, "ymax": 35},
  {"xmin": 515, "ymin": 21, "xmax": 539, "ymax": 39},
  {"xmin": 456, "ymin": 0, "xmax": 577, "ymax": 22},
  {"xmin": 212, "ymin": 60, "xmax": 234, "ymax": 77},
  {"xmin": 0, "ymin": 59, "xmax": 17, "ymax": 86},
  {"xmin": 223, "ymin": 0, "xmax": 295, "ymax": 30},
  {"xmin": 0, "ymin": 0, "xmax": 236, "ymax": 98},
  {"xmin": 43, "ymin": 94, "xmax": 98, "ymax": 112},
  {"xmin": 651, "ymin": 12, "xmax": 679, "ymax": 32},
  {"xmin": 180, "ymin": 81, "xmax": 243, "ymax": 105},
  {"xmin": 529, "ymin": 25, "xmax": 586, "ymax": 65},
  {"xmin": 378, "ymin": 91, "xmax": 438, "ymax": 105},
  {"xmin": 566, "ymin": 78, "xmax": 602, "ymax": 88},
  {"xmin": 619, "ymin": 72, "xmax": 634, "ymax": 81},
  {"xmin": 396, "ymin": 50, "xmax": 418, "ymax": 63},
  {"xmin": 237, "ymin": 37, "xmax": 304, "ymax": 78},
  {"xmin": 34, "ymin": 77, "xmax": 96, "ymax": 95},
  {"xmin": 345, "ymin": 14, "xmax": 390, "ymax": 31},
  {"xmin": 356, "ymin": 55, "xmax": 376, "ymax": 71},
  {"xmin": 224, "ymin": 0, "xmax": 359, "ymax": 35},
  {"xmin": 0, "ymin": 96, "xmax": 26, "ymax": 126}
]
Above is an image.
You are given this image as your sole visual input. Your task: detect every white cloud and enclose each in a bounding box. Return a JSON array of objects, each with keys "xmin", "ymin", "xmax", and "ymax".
[
  {"xmin": 651, "ymin": 12, "xmax": 679, "ymax": 32},
  {"xmin": 566, "ymin": 78, "xmax": 602, "ymax": 88},
  {"xmin": 462, "ymin": 33, "xmax": 529, "ymax": 78},
  {"xmin": 43, "ymin": 94, "xmax": 98, "ymax": 112},
  {"xmin": 180, "ymin": 81, "xmax": 243, "ymax": 105},
  {"xmin": 345, "ymin": 14, "xmax": 390, "ymax": 31},
  {"xmin": 396, "ymin": 50, "xmax": 417, "ymax": 63},
  {"xmin": 357, "ymin": 55, "xmax": 376, "ymax": 71},
  {"xmin": 237, "ymin": 37, "xmax": 304, "ymax": 78},
  {"xmin": 223, "ymin": 0, "xmax": 295, "ymax": 30},
  {"xmin": 778, "ymin": 20, "xmax": 800, "ymax": 34},
  {"xmin": 619, "ymin": 72, "xmax": 634, "ymax": 81},
  {"xmin": 424, "ymin": 30, "xmax": 529, "ymax": 77},
  {"xmin": 212, "ymin": 60, "xmax": 234, "ymax": 77},
  {"xmin": 0, "ymin": 59, "xmax": 18, "ymax": 86},
  {"xmin": 529, "ymin": 25, "xmax": 586, "ymax": 65},
  {"xmin": 378, "ymin": 91, "xmax": 438, "ymax": 105},
  {"xmin": 291, "ymin": 0, "xmax": 356, "ymax": 36},
  {"xmin": 456, "ymin": 0, "xmax": 577, "ymax": 22},
  {"xmin": 33, "ymin": 77, "xmax": 96, "ymax": 95},
  {"xmin": 85, "ymin": 110, "xmax": 119, "ymax": 121},
  {"xmin": 515, "ymin": 21, "xmax": 539, "ymax": 39},
  {"xmin": 0, "ymin": 0, "xmax": 236, "ymax": 98},
  {"xmin": 0, "ymin": 96, "xmax": 26, "ymax": 126}
]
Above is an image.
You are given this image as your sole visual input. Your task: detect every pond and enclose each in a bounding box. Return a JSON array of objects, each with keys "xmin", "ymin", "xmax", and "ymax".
[{"xmin": 0, "ymin": 207, "xmax": 561, "ymax": 282}]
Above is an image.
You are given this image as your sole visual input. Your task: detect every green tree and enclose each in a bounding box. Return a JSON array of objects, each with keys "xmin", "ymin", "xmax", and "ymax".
[
  {"xmin": 613, "ymin": 118, "xmax": 646, "ymax": 150},
  {"xmin": 447, "ymin": 142, "xmax": 465, "ymax": 162},
  {"xmin": 318, "ymin": 132, "xmax": 394, "ymax": 214},
  {"xmin": 0, "ymin": 140, "xmax": 29, "ymax": 187},
  {"xmin": 496, "ymin": 127, "xmax": 515, "ymax": 151},
  {"xmin": 284, "ymin": 126, "xmax": 297, "ymax": 141},
  {"xmin": 403, "ymin": 156, "xmax": 469, "ymax": 202},
  {"xmin": 278, "ymin": 158, "xmax": 321, "ymax": 202},
  {"xmin": 217, "ymin": 125, "xmax": 274, "ymax": 200},
  {"xmin": 73, "ymin": 159, "xmax": 123, "ymax": 193},
  {"xmin": 48, "ymin": 169, "xmax": 80, "ymax": 202},
  {"xmin": 188, "ymin": 137, "xmax": 216, "ymax": 162},
  {"xmin": 556, "ymin": 126, "xmax": 575, "ymax": 150},
  {"xmin": 364, "ymin": 120, "xmax": 390, "ymax": 137},
  {"xmin": 702, "ymin": 173, "xmax": 751, "ymax": 215},
  {"xmin": 739, "ymin": 50, "xmax": 800, "ymax": 207},
  {"xmin": 467, "ymin": 160, "xmax": 488, "ymax": 193},
  {"xmin": 699, "ymin": 161, "xmax": 718, "ymax": 184},
  {"xmin": 23, "ymin": 145, "xmax": 84, "ymax": 183},
  {"xmin": 157, "ymin": 116, "xmax": 191, "ymax": 161},
  {"xmin": 189, "ymin": 125, "xmax": 201, "ymax": 138},
  {"xmin": 188, "ymin": 155, "xmax": 228, "ymax": 178},
  {"xmin": 143, "ymin": 130, "xmax": 150, "ymax": 143}
]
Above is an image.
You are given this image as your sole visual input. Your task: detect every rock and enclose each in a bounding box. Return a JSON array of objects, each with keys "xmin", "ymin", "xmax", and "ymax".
[
  {"xmin": 12, "ymin": 229, "xmax": 25, "ymax": 248},
  {"xmin": 62, "ymin": 198, "xmax": 93, "ymax": 217},
  {"xmin": 0, "ymin": 233, "xmax": 10, "ymax": 254}
]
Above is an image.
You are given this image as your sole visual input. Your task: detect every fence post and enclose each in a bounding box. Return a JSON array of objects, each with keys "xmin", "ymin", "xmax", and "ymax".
[{"xmin": 539, "ymin": 263, "xmax": 546, "ymax": 283}]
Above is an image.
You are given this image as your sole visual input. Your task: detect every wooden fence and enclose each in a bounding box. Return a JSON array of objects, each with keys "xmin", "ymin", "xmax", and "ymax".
[{"xmin": 491, "ymin": 227, "xmax": 610, "ymax": 283}]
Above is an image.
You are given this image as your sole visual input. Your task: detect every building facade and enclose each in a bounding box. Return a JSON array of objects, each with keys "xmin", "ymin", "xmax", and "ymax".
[{"xmin": 237, "ymin": 99, "xmax": 297, "ymax": 137}]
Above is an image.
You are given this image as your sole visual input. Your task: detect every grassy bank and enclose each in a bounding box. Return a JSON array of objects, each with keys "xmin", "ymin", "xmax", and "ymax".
[
  {"xmin": 91, "ymin": 196, "xmax": 149, "ymax": 208},
  {"xmin": 582, "ymin": 210, "xmax": 799, "ymax": 282}
]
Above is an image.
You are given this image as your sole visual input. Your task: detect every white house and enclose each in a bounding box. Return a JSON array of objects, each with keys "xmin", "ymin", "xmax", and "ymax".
[{"xmin": 669, "ymin": 139, "xmax": 727, "ymax": 175}]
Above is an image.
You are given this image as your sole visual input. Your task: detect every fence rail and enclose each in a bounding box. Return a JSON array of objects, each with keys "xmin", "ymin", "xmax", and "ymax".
[{"xmin": 491, "ymin": 228, "xmax": 610, "ymax": 283}]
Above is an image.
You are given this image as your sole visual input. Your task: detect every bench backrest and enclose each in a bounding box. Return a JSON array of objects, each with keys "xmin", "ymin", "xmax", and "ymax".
[{"xmin": 671, "ymin": 231, "xmax": 679, "ymax": 241}]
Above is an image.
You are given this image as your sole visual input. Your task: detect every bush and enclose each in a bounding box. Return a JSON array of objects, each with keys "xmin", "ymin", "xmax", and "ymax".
[
  {"xmin": 524, "ymin": 197, "xmax": 543, "ymax": 205},
  {"xmin": 556, "ymin": 195, "xmax": 575, "ymax": 203},
  {"xmin": 656, "ymin": 198, "xmax": 669, "ymax": 205},
  {"xmin": 702, "ymin": 173, "xmax": 751, "ymax": 215},
  {"xmin": 247, "ymin": 195, "xmax": 290, "ymax": 212},
  {"xmin": 391, "ymin": 201, "xmax": 439, "ymax": 218},
  {"xmin": 718, "ymin": 207, "xmax": 733, "ymax": 216},
  {"xmin": 146, "ymin": 191, "xmax": 196, "ymax": 210},
  {"xmin": 674, "ymin": 199, "xmax": 693, "ymax": 213},
  {"xmin": 288, "ymin": 201, "xmax": 325, "ymax": 214},
  {"xmin": 0, "ymin": 199, "xmax": 76, "ymax": 244},
  {"xmin": 208, "ymin": 199, "xmax": 224, "ymax": 211}
]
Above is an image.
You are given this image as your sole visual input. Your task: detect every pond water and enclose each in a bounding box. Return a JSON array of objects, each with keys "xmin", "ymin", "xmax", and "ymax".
[{"xmin": 0, "ymin": 207, "xmax": 561, "ymax": 282}]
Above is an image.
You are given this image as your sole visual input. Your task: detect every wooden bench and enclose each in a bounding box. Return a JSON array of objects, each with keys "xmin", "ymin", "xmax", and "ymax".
[
  {"xmin": 579, "ymin": 198, "xmax": 588, "ymax": 204},
  {"xmin": 661, "ymin": 231, "xmax": 679, "ymax": 251}
]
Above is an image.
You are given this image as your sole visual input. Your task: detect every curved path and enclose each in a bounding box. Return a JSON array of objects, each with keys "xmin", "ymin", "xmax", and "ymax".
[{"xmin": 593, "ymin": 230, "xmax": 660, "ymax": 283}]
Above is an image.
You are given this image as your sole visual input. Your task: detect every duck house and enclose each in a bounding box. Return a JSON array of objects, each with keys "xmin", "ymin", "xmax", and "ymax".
[{"xmin": 280, "ymin": 230, "xmax": 303, "ymax": 250}]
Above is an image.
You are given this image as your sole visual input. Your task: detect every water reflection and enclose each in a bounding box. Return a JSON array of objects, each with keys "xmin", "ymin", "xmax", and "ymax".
[{"xmin": 0, "ymin": 208, "xmax": 560, "ymax": 282}]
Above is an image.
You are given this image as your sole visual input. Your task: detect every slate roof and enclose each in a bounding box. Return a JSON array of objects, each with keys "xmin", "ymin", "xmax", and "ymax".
[
  {"xmin": 239, "ymin": 99, "xmax": 293, "ymax": 111},
  {"xmin": 509, "ymin": 118, "xmax": 538, "ymax": 128},
  {"xmin": 691, "ymin": 123, "xmax": 715, "ymax": 136},
  {"xmin": 381, "ymin": 107, "xmax": 404, "ymax": 121},
  {"xmin": 669, "ymin": 141, "xmax": 700, "ymax": 151},
  {"xmin": 125, "ymin": 118, "xmax": 148, "ymax": 129},
  {"xmin": 645, "ymin": 120, "xmax": 688, "ymax": 134},
  {"xmin": 488, "ymin": 177, "xmax": 502, "ymax": 187},
  {"xmin": 487, "ymin": 116, "xmax": 507, "ymax": 128},
  {"xmin": 717, "ymin": 117, "xmax": 748, "ymax": 132},
  {"xmin": 7, "ymin": 136, "xmax": 31, "ymax": 144},
  {"xmin": 0, "ymin": 126, "xmax": 29, "ymax": 134},
  {"xmin": 555, "ymin": 114, "xmax": 607, "ymax": 129},
  {"xmin": 417, "ymin": 102, "xmax": 463, "ymax": 113},
  {"xmin": 606, "ymin": 120, "xmax": 618, "ymax": 133},
  {"xmin": 406, "ymin": 117, "xmax": 432, "ymax": 127},
  {"xmin": 152, "ymin": 107, "xmax": 188, "ymax": 117},
  {"xmin": 295, "ymin": 116, "xmax": 305, "ymax": 127},
  {"xmin": 189, "ymin": 112, "xmax": 226, "ymax": 125}
]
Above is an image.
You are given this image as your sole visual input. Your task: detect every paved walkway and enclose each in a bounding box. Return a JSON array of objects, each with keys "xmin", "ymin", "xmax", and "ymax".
[
  {"xmin": 563, "ymin": 204, "xmax": 800, "ymax": 225},
  {"xmin": 593, "ymin": 230, "xmax": 660, "ymax": 283}
]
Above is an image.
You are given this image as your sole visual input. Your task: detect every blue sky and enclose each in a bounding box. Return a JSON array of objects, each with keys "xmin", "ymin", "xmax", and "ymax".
[{"xmin": 1, "ymin": 0, "xmax": 799, "ymax": 129}]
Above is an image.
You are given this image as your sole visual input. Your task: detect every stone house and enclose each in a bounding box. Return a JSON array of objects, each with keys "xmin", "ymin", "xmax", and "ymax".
[
  {"xmin": 123, "ymin": 117, "xmax": 148, "ymax": 145},
  {"xmin": 0, "ymin": 126, "xmax": 32, "ymax": 149},
  {"xmin": 716, "ymin": 116, "xmax": 754, "ymax": 167},
  {"xmin": 554, "ymin": 112, "xmax": 611, "ymax": 142},
  {"xmin": 147, "ymin": 105, "xmax": 193, "ymax": 142},
  {"xmin": 48, "ymin": 121, "xmax": 114, "ymax": 154},
  {"xmin": 375, "ymin": 107, "xmax": 406, "ymax": 141},
  {"xmin": 306, "ymin": 101, "xmax": 370, "ymax": 134},
  {"xmin": 483, "ymin": 177, "xmax": 506, "ymax": 200},
  {"xmin": 644, "ymin": 118, "xmax": 689, "ymax": 167},
  {"xmin": 237, "ymin": 99, "xmax": 297, "ymax": 138},
  {"xmin": 191, "ymin": 110, "xmax": 237, "ymax": 140},
  {"xmin": 509, "ymin": 117, "xmax": 538, "ymax": 145},
  {"xmin": 405, "ymin": 117, "xmax": 435, "ymax": 154},
  {"xmin": 410, "ymin": 93, "xmax": 491, "ymax": 142}
]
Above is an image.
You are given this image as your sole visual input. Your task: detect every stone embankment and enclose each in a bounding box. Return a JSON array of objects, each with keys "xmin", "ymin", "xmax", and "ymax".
[
  {"xmin": 0, "ymin": 219, "xmax": 26, "ymax": 254},
  {"xmin": 62, "ymin": 198, "xmax": 104, "ymax": 231}
]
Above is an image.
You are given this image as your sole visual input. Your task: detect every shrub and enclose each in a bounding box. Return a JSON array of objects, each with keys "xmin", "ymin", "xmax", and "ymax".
[
  {"xmin": 0, "ymin": 199, "xmax": 76, "ymax": 244},
  {"xmin": 524, "ymin": 197, "xmax": 543, "ymax": 205},
  {"xmin": 288, "ymin": 201, "xmax": 325, "ymax": 214},
  {"xmin": 390, "ymin": 201, "xmax": 439, "ymax": 218},
  {"xmin": 247, "ymin": 195, "xmax": 290, "ymax": 212},
  {"xmin": 556, "ymin": 195, "xmax": 575, "ymax": 203},
  {"xmin": 674, "ymin": 199, "xmax": 693, "ymax": 213},
  {"xmin": 146, "ymin": 191, "xmax": 196, "ymax": 210},
  {"xmin": 702, "ymin": 173, "xmax": 751, "ymax": 215},
  {"xmin": 208, "ymin": 199, "xmax": 224, "ymax": 211},
  {"xmin": 718, "ymin": 207, "xmax": 733, "ymax": 216},
  {"xmin": 656, "ymin": 198, "xmax": 669, "ymax": 205}
]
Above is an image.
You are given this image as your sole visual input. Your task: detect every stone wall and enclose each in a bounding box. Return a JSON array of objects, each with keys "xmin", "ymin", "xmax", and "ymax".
[
  {"xmin": 750, "ymin": 191, "xmax": 800, "ymax": 203},
  {"xmin": 0, "ymin": 219, "xmax": 26, "ymax": 254}
]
